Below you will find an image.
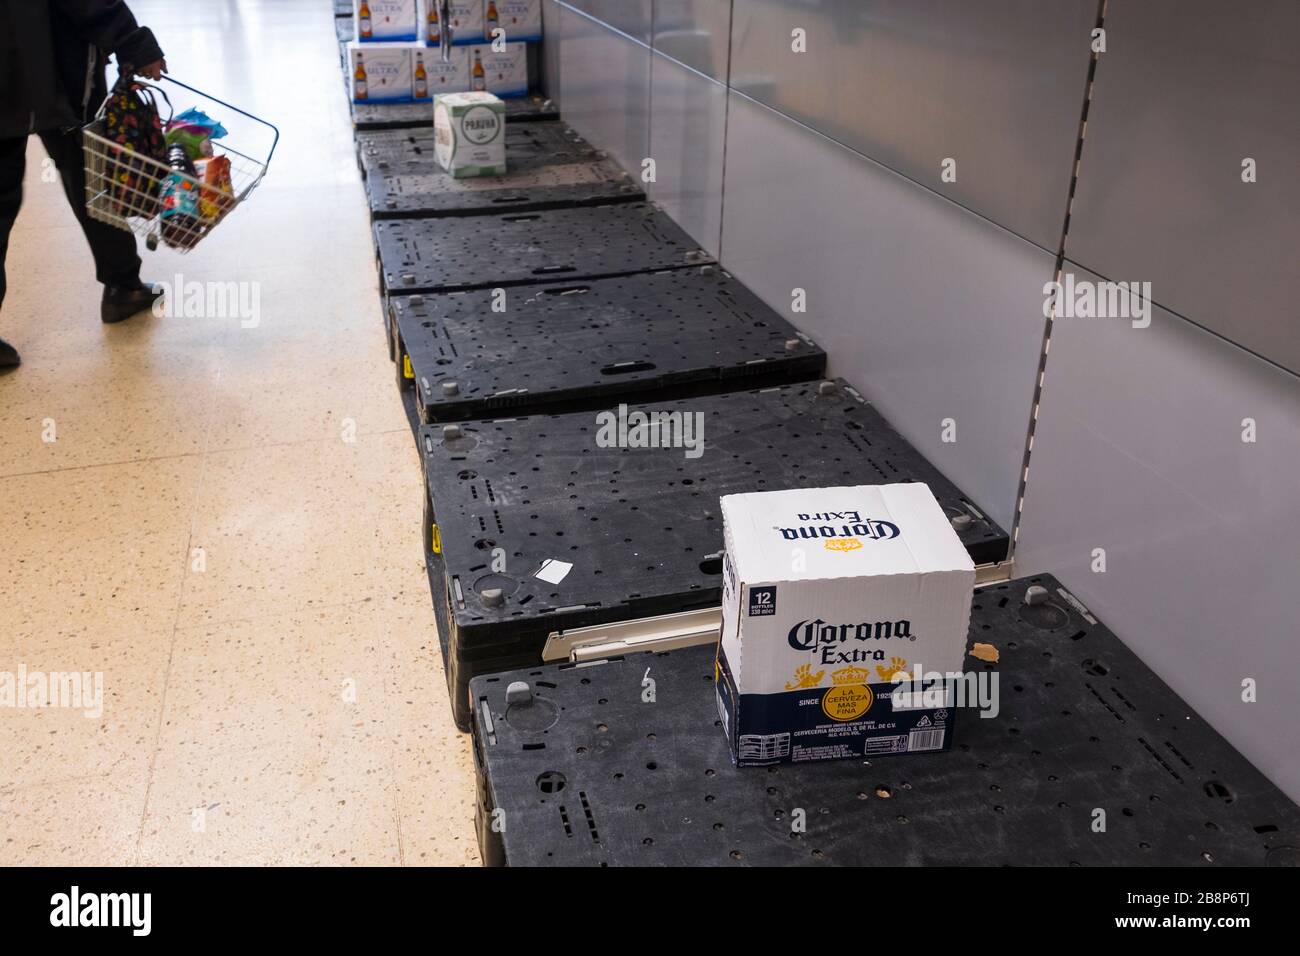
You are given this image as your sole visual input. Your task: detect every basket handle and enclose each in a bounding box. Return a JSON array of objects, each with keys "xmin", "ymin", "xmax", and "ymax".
[{"xmin": 155, "ymin": 75, "xmax": 280, "ymax": 170}]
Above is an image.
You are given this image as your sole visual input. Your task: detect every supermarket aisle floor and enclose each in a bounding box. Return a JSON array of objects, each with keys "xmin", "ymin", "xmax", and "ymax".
[{"xmin": 0, "ymin": 1, "xmax": 478, "ymax": 865}]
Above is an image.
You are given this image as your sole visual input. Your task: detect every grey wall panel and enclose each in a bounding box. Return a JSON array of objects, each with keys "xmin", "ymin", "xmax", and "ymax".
[
  {"xmin": 559, "ymin": 7, "xmax": 651, "ymax": 177},
  {"xmin": 651, "ymin": 0, "xmax": 732, "ymax": 82},
  {"xmin": 563, "ymin": 0, "xmax": 652, "ymax": 42},
  {"xmin": 1067, "ymin": 0, "xmax": 1300, "ymax": 375},
  {"xmin": 728, "ymin": 0, "xmax": 1097, "ymax": 251},
  {"xmin": 541, "ymin": 0, "xmax": 563, "ymax": 102},
  {"xmin": 1017, "ymin": 263, "xmax": 1300, "ymax": 802},
  {"xmin": 647, "ymin": 52, "xmax": 726, "ymax": 257},
  {"xmin": 720, "ymin": 93, "xmax": 1052, "ymax": 534}
]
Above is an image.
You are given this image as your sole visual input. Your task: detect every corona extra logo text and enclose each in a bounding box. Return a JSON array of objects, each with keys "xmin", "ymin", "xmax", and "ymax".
[
  {"xmin": 788, "ymin": 618, "xmax": 913, "ymax": 650},
  {"xmin": 788, "ymin": 617, "xmax": 915, "ymax": 666},
  {"xmin": 776, "ymin": 509, "xmax": 899, "ymax": 542}
]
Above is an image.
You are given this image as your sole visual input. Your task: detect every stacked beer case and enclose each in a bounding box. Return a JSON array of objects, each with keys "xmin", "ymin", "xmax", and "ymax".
[{"xmin": 340, "ymin": 1, "xmax": 557, "ymax": 128}]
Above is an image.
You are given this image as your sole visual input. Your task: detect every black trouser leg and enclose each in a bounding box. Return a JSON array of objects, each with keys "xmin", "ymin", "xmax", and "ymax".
[
  {"xmin": 38, "ymin": 126, "xmax": 141, "ymax": 288},
  {"xmin": 0, "ymin": 137, "xmax": 26, "ymax": 312}
]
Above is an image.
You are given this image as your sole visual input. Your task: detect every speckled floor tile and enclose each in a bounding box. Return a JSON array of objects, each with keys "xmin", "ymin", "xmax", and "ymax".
[
  {"xmin": 382, "ymin": 599, "xmax": 480, "ymax": 866},
  {"xmin": 208, "ymin": 190, "xmax": 377, "ymax": 281},
  {"xmin": 355, "ymin": 428, "xmax": 433, "ymax": 605},
  {"xmin": 0, "ymin": 628, "xmax": 171, "ymax": 790},
  {"xmin": 137, "ymin": 727, "xmax": 400, "ymax": 866},
  {"xmin": 176, "ymin": 432, "xmax": 416, "ymax": 627},
  {"xmin": 0, "ymin": 346, "xmax": 219, "ymax": 475},
  {"xmin": 0, "ymin": 769, "xmax": 148, "ymax": 866},
  {"xmin": 4, "ymin": 217, "xmax": 96, "ymax": 291},
  {"xmin": 158, "ymin": 602, "xmax": 390, "ymax": 765},
  {"xmin": 198, "ymin": 346, "xmax": 404, "ymax": 453},
  {"xmin": 186, "ymin": 263, "xmax": 382, "ymax": 352},
  {"xmin": 0, "ymin": 456, "xmax": 199, "ymax": 644}
]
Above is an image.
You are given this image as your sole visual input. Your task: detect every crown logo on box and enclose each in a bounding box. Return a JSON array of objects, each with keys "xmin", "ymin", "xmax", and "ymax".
[
  {"xmin": 830, "ymin": 665, "xmax": 872, "ymax": 685},
  {"xmin": 823, "ymin": 537, "xmax": 862, "ymax": 553}
]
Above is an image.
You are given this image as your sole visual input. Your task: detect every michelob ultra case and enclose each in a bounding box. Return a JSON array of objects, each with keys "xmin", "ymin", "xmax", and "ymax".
[
  {"xmin": 465, "ymin": 42, "xmax": 528, "ymax": 97},
  {"xmin": 411, "ymin": 47, "xmax": 469, "ymax": 101},
  {"xmin": 429, "ymin": 1, "xmax": 485, "ymax": 45},
  {"xmin": 716, "ymin": 483, "xmax": 975, "ymax": 766},
  {"xmin": 424, "ymin": 1, "xmax": 542, "ymax": 43},
  {"xmin": 349, "ymin": 42, "xmax": 415, "ymax": 103},
  {"xmin": 434, "ymin": 91, "xmax": 506, "ymax": 177},
  {"xmin": 355, "ymin": 0, "xmax": 421, "ymax": 42},
  {"xmin": 486, "ymin": 1, "xmax": 542, "ymax": 42}
]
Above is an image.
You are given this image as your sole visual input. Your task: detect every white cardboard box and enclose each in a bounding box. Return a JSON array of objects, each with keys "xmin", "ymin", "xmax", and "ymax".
[
  {"xmin": 355, "ymin": 0, "xmax": 420, "ymax": 42},
  {"xmin": 349, "ymin": 42, "xmax": 415, "ymax": 103},
  {"xmin": 465, "ymin": 42, "xmax": 528, "ymax": 97},
  {"xmin": 716, "ymin": 483, "xmax": 975, "ymax": 766},
  {"xmin": 434, "ymin": 91, "xmax": 506, "ymax": 178}
]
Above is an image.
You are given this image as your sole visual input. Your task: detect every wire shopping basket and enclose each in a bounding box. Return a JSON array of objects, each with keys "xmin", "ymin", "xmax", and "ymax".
[{"xmin": 82, "ymin": 75, "xmax": 279, "ymax": 253}]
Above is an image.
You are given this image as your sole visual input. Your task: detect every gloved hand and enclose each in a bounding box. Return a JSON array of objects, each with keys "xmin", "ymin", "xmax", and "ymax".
[{"xmin": 136, "ymin": 58, "xmax": 168, "ymax": 80}]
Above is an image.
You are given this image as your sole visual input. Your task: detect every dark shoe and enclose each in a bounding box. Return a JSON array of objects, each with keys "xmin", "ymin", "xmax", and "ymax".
[
  {"xmin": 0, "ymin": 337, "xmax": 18, "ymax": 368},
  {"xmin": 101, "ymin": 281, "xmax": 164, "ymax": 324}
]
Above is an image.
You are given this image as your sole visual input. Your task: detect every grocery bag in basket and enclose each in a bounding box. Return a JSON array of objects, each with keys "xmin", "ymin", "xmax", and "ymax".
[{"xmin": 100, "ymin": 79, "xmax": 170, "ymax": 218}]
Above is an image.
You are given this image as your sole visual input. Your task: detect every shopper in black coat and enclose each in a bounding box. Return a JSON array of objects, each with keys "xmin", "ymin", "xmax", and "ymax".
[{"xmin": 0, "ymin": 0, "xmax": 168, "ymax": 368}]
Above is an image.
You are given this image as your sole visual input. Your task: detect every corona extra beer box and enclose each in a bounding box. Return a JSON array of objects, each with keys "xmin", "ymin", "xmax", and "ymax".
[
  {"xmin": 716, "ymin": 484, "xmax": 975, "ymax": 766},
  {"xmin": 349, "ymin": 42, "xmax": 417, "ymax": 103},
  {"xmin": 355, "ymin": 0, "xmax": 421, "ymax": 42},
  {"xmin": 434, "ymin": 91, "xmax": 506, "ymax": 177},
  {"xmin": 484, "ymin": 0, "xmax": 542, "ymax": 42},
  {"xmin": 465, "ymin": 42, "xmax": 528, "ymax": 97}
]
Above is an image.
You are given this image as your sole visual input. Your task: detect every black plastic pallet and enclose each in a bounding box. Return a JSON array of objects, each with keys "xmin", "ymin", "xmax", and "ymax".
[
  {"xmin": 351, "ymin": 94, "xmax": 558, "ymax": 131},
  {"xmin": 356, "ymin": 121, "xmax": 591, "ymax": 178},
  {"xmin": 389, "ymin": 267, "xmax": 826, "ymax": 424},
  {"xmin": 421, "ymin": 378, "xmax": 1010, "ymax": 730},
  {"xmin": 364, "ymin": 139, "xmax": 641, "ymax": 219},
  {"xmin": 470, "ymin": 573, "xmax": 1300, "ymax": 867},
  {"xmin": 376, "ymin": 202, "xmax": 712, "ymax": 296}
]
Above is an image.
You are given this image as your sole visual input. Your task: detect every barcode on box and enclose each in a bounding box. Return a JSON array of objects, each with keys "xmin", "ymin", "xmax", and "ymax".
[
  {"xmin": 863, "ymin": 734, "xmax": 906, "ymax": 755},
  {"xmin": 907, "ymin": 727, "xmax": 945, "ymax": 752},
  {"xmin": 739, "ymin": 733, "xmax": 790, "ymax": 761}
]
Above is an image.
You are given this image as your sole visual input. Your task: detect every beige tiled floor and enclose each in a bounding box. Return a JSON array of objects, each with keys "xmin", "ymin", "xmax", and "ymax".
[{"xmin": 0, "ymin": 1, "xmax": 478, "ymax": 865}]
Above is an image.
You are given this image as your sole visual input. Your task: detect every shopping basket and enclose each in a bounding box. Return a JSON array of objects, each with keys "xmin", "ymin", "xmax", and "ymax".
[{"xmin": 82, "ymin": 74, "xmax": 279, "ymax": 253}]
